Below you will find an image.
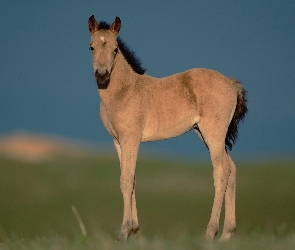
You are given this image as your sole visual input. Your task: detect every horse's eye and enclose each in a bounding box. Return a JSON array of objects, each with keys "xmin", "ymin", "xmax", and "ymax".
[
  {"xmin": 114, "ymin": 48, "xmax": 118, "ymax": 53},
  {"xmin": 89, "ymin": 46, "xmax": 94, "ymax": 51}
]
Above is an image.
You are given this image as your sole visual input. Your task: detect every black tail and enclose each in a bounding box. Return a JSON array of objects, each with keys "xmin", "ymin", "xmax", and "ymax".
[{"xmin": 225, "ymin": 80, "xmax": 248, "ymax": 151}]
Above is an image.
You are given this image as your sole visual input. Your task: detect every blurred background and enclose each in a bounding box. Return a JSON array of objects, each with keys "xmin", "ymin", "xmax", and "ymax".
[
  {"xmin": 0, "ymin": 1, "xmax": 295, "ymax": 241},
  {"xmin": 1, "ymin": 1, "xmax": 294, "ymax": 160}
]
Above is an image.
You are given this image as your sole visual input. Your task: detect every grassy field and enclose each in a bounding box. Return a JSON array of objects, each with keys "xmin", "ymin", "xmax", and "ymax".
[{"xmin": 0, "ymin": 153, "xmax": 294, "ymax": 249}]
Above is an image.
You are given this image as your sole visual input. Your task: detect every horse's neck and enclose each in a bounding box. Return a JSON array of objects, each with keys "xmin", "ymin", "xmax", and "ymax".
[{"xmin": 98, "ymin": 51, "xmax": 138, "ymax": 105}]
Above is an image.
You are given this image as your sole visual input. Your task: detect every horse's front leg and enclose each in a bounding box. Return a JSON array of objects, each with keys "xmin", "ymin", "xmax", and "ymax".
[{"xmin": 114, "ymin": 138, "xmax": 140, "ymax": 241}]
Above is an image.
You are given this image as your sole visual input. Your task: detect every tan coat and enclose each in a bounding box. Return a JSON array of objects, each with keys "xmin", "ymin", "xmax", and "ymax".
[{"xmin": 88, "ymin": 15, "xmax": 247, "ymax": 241}]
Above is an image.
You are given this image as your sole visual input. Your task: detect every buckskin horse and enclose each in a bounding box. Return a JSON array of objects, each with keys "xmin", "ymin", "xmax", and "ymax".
[{"xmin": 87, "ymin": 15, "xmax": 247, "ymax": 241}]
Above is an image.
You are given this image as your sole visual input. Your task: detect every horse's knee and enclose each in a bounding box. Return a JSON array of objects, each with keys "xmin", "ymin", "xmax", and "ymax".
[{"xmin": 120, "ymin": 175, "xmax": 134, "ymax": 194}]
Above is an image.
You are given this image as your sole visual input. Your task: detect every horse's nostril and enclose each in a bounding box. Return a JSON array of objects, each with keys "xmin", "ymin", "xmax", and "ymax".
[
  {"xmin": 95, "ymin": 69, "xmax": 108, "ymax": 77},
  {"xmin": 94, "ymin": 69, "xmax": 100, "ymax": 77}
]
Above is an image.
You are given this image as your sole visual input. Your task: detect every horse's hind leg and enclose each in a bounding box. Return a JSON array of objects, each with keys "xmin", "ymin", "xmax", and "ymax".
[
  {"xmin": 206, "ymin": 145, "xmax": 229, "ymax": 240},
  {"xmin": 220, "ymin": 153, "xmax": 236, "ymax": 241},
  {"xmin": 195, "ymin": 123, "xmax": 231, "ymax": 241}
]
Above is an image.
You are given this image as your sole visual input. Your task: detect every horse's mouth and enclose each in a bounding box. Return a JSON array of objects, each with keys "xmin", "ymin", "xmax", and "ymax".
[{"xmin": 95, "ymin": 70, "xmax": 110, "ymax": 85}]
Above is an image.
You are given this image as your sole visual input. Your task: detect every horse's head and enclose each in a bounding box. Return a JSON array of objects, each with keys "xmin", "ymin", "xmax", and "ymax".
[{"xmin": 88, "ymin": 16, "xmax": 121, "ymax": 86}]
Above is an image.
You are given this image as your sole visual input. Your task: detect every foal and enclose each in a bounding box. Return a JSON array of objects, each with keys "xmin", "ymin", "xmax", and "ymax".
[{"xmin": 88, "ymin": 15, "xmax": 247, "ymax": 241}]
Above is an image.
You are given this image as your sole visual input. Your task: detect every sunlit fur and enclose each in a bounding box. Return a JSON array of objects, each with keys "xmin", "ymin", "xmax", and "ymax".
[
  {"xmin": 88, "ymin": 15, "xmax": 248, "ymax": 242},
  {"xmin": 93, "ymin": 19, "xmax": 145, "ymax": 75}
]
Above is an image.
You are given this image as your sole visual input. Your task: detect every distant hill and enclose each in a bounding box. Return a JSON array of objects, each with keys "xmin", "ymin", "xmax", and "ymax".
[{"xmin": 0, "ymin": 131, "xmax": 114, "ymax": 162}]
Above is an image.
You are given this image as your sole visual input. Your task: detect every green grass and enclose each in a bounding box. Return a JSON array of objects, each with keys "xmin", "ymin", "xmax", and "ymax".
[
  {"xmin": 0, "ymin": 154, "xmax": 294, "ymax": 249},
  {"xmin": 2, "ymin": 234, "xmax": 295, "ymax": 250}
]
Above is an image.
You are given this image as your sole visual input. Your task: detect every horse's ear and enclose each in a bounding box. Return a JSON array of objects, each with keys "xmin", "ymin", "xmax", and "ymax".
[
  {"xmin": 110, "ymin": 17, "xmax": 121, "ymax": 35},
  {"xmin": 88, "ymin": 15, "xmax": 99, "ymax": 34}
]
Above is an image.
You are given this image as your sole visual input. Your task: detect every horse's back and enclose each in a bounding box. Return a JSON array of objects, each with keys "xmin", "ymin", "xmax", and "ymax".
[
  {"xmin": 139, "ymin": 68, "xmax": 238, "ymax": 142},
  {"xmin": 185, "ymin": 68, "xmax": 236, "ymax": 91}
]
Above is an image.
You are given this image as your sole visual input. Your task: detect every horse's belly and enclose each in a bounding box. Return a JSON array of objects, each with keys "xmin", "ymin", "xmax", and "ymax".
[
  {"xmin": 141, "ymin": 115, "xmax": 199, "ymax": 142},
  {"xmin": 141, "ymin": 129, "xmax": 189, "ymax": 142}
]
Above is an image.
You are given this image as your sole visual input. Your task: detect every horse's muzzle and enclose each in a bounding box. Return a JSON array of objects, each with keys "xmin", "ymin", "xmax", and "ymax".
[{"xmin": 95, "ymin": 69, "xmax": 110, "ymax": 85}]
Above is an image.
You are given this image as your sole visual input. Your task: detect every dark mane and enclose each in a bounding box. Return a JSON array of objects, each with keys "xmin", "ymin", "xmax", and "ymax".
[
  {"xmin": 98, "ymin": 21, "xmax": 146, "ymax": 75},
  {"xmin": 98, "ymin": 21, "xmax": 111, "ymax": 30},
  {"xmin": 117, "ymin": 37, "xmax": 145, "ymax": 75}
]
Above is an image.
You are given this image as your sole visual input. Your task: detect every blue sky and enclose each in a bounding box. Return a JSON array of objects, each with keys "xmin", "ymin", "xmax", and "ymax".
[{"xmin": 1, "ymin": 1, "xmax": 294, "ymax": 160}]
